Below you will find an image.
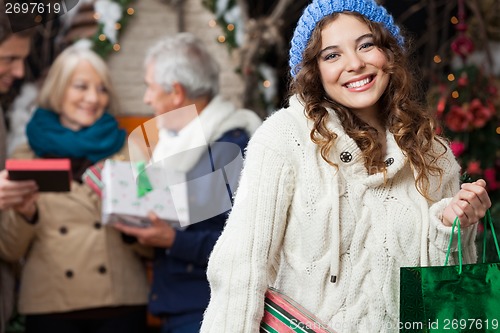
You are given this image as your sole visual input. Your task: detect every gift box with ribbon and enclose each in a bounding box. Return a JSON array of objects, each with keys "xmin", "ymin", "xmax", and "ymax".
[{"xmin": 101, "ymin": 159, "xmax": 189, "ymax": 229}]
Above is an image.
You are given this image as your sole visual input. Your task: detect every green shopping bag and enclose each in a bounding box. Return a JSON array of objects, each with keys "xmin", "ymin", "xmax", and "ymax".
[{"xmin": 400, "ymin": 210, "xmax": 500, "ymax": 332}]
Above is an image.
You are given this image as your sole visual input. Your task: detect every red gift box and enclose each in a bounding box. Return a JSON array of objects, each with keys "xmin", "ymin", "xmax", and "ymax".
[{"xmin": 6, "ymin": 159, "xmax": 72, "ymax": 192}]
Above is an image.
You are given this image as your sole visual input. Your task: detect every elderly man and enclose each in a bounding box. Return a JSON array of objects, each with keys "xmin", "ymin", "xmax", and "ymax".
[
  {"xmin": 0, "ymin": 12, "xmax": 37, "ymax": 333},
  {"xmin": 115, "ymin": 33, "xmax": 262, "ymax": 333}
]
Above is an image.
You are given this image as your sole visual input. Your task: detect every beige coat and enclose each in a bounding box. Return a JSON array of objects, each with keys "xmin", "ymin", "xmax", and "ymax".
[{"xmin": 0, "ymin": 144, "xmax": 150, "ymax": 315}]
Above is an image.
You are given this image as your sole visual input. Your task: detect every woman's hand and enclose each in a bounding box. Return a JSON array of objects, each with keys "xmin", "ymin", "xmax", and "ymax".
[
  {"xmin": 442, "ymin": 179, "xmax": 491, "ymax": 228},
  {"xmin": 13, "ymin": 192, "xmax": 39, "ymax": 221},
  {"xmin": 113, "ymin": 212, "xmax": 177, "ymax": 248},
  {"xmin": 0, "ymin": 170, "xmax": 38, "ymax": 211}
]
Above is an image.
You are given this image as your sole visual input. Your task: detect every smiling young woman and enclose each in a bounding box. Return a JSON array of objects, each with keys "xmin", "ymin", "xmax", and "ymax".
[
  {"xmin": 200, "ymin": 0, "xmax": 492, "ymax": 332},
  {"xmin": 317, "ymin": 14, "xmax": 390, "ymax": 127}
]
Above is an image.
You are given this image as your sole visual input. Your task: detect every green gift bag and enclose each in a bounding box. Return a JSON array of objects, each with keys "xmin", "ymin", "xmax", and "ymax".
[{"xmin": 400, "ymin": 210, "xmax": 500, "ymax": 333}]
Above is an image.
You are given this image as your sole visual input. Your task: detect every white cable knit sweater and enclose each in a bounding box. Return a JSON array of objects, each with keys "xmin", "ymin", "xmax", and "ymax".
[{"xmin": 200, "ymin": 96, "xmax": 477, "ymax": 333}]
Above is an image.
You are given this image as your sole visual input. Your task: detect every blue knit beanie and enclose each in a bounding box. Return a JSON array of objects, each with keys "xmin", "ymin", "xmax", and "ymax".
[{"xmin": 289, "ymin": 0, "xmax": 404, "ymax": 77}]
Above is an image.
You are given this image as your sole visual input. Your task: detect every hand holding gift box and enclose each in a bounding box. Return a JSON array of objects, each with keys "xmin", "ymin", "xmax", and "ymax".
[{"xmin": 101, "ymin": 159, "xmax": 189, "ymax": 229}]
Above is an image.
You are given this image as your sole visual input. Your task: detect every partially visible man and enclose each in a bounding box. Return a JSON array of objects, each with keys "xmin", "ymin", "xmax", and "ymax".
[
  {"xmin": 114, "ymin": 33, "xmax": 262, "ymax": 333},
  {"xmin": 0, "ymin": 10, "xmax": 37, "ymax": 333}
]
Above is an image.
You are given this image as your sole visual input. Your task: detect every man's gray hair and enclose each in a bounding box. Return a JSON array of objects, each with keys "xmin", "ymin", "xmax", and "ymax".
[{"xmin": 145, "ymin": 32, "xmax": 220, "ymax": 100}]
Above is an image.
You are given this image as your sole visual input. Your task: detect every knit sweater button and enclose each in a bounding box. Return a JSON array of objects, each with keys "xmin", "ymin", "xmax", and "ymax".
[
  {"xmin": 59, "ymin": 226, "xmax": 68, "ymax": 235},
  {"xmin": 65, "ymin": 270, "xmax": 74, "ymax": 278},
  {"xmin": 340, "ymin": 152, "xmax": 352, "ymax": 163}
]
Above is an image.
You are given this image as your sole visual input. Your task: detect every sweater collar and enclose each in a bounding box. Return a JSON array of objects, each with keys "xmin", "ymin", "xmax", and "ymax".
[
  {"xmin": 288, "ymin": 95, "xmax": 407, "ymax": 186},
  {"xmin": 324, "ymin": 107, "xmax": 407, "ymax": 188}
]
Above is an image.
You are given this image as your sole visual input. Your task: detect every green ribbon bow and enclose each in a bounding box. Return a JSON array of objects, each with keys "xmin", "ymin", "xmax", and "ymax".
[{"xmin": 135, "ymin": 161, "xmax": 153, "ymax": 198}]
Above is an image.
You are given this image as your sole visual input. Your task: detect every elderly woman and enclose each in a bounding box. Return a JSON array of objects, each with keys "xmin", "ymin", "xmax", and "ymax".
[{"xmin": 0, "ymin": 46, "xmax": 149, "ymax": 333}]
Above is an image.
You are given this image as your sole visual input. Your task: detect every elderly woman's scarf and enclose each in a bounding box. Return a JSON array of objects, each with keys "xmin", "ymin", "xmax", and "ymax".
[{"xmin": 26, "ymin": 107, "xmax": 125, "ymax": 163}]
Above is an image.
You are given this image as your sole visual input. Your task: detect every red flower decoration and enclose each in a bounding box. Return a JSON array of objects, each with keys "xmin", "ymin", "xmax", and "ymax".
[
  {"xmin": 437, "ymin": 97, "xmax": 447, "ymax": 115},
  {"xmin": 484, "ymin": 168, "xmax": 500, "ymax": 191},
  {"xmin": 466, "ymin": 160, "xmax": 482, "ymax": 175},
  {"xmin": 457, "ymin": 75, "xmax": 469, "ymax": 87},
  {"xmin": 469, "ymin": 99, "xmax": 495, "ymax": 129},
  {"xmin": 450, "ymin": 141, "xmax": 466, "ymax": 157},
  {"xmin": 445, "ymin": 104, "xmax": 472, "ymax": 132},
  {"xmin": 451, "ymin": 35, "xmax": 475, "ymax": 59},
  {"xmin": 488, "ymin": 85, "xmax": 498, "ymax": 97}
]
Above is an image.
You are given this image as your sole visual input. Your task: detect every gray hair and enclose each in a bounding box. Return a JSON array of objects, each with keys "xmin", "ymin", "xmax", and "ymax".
[{"xmin": 145, "ymin": 32, "xmax": 220, "ymax": 100}]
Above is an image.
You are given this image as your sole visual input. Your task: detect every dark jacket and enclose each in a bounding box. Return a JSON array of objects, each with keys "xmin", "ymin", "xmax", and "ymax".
[{"xmin": 148, "ymin": 128, "xmax": 250, "ymax": 328}]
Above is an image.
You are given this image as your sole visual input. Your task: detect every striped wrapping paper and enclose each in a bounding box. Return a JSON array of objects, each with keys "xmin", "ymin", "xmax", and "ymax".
[
  {"xmin": 82, "ymin": 161, "xmax": 105, "ymax": 197},
  {"xmin": 260, "ymin": 288, "xmax": 337, "ymax": 333}
]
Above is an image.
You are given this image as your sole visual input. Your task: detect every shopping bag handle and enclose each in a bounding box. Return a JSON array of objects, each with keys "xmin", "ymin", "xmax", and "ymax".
[
  {"xmin": 445, "ymin": 216, "xmax": 463, "ymax": 273},
  {"xmin": 444, "ymin": 209, "xmax": 500, "ymax": 274},
  {"xmin": 482, "ymin": 209, "xmax": 500, "ymax": 263}
]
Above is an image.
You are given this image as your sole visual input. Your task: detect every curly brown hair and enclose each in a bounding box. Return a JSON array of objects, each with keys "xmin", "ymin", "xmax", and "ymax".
[{"xmin": 290, "ymin": 12, "xmax": 446, "ymax": 200}]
